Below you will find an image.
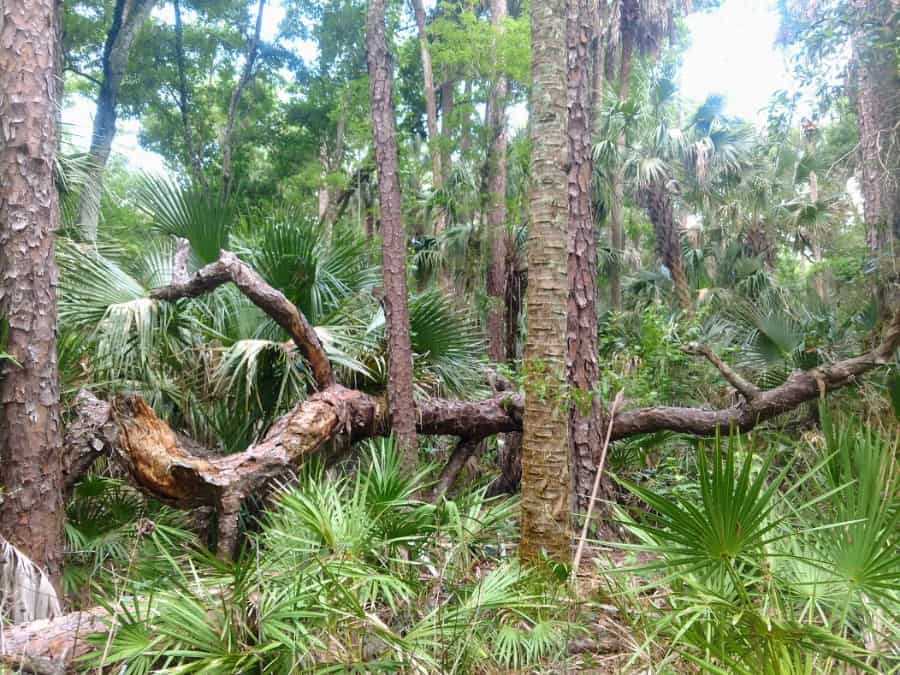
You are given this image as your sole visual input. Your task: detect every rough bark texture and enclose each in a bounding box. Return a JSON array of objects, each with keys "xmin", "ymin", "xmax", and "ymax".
[
  {"xmin": 852, "ymin": 0, "xmax": 899, "ymax": 254},
  {"xmin": 367, "ymin": 0, "xmax": 418, "ymax": 465},
  {"xmin": 486, "ymin": 0, "xmax": 509, "ymax": 362},
  {"xmin": 221, "ymin": 0, "xmax": 265, "ymax": 199},
  {"xmin": 411, "ymin": 0, "xmax": 445, "ymax": 235},
  {"xmin": 520, "ymin": 0, "xmax": 572, "ymax": 563},
  {"xmin": 0, "ymin": 0, "xmax": 66, "ymax": 583},
  {"xmin": 150, "ymin": 251, "xmax": 334, "ymax": 389},
  {"xmin": 76, "ymin": 0, "xmax": 155, "ymax": 240},
  {"xmin": 0, "ymin": 606, "xmax": 108, "ymax": 674},
  {"xmin": 566, "ymin": 0, "xmax": 603, "ymax": 518},
  {"xmin": 645, "ymin": 177, "xmax": 691, "ymax": 312}
]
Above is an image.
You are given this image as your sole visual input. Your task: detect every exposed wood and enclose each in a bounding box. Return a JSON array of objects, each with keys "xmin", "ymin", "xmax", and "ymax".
[
  {"xmin": 0, "ymin": 606, "xmax": 109, "ymax": 673},
  {"xmin": 150, "ymin": 251, "xmax": 334, "ymax": 390}
]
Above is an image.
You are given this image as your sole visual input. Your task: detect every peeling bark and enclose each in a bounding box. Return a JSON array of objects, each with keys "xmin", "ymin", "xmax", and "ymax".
[
  {"xmin": 566, "ymin": 0, "xmax": 603, "ymax": 519},
  {"xmin": 0, "ymin": 0, "xmax": 66, "ymax": 584}
]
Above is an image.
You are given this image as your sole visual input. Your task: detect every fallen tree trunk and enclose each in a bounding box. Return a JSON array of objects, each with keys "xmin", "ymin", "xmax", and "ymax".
[
  {"xmin": 4, "ymin": 266, "xmax": 899, "ymax": 667},
  {"xmin": 0, "ymin": 606, "xmax": 108, "ymax": 674},
  {"xmin": 63, "ymin": 304, "xmax": 898, "ymax": 556}
]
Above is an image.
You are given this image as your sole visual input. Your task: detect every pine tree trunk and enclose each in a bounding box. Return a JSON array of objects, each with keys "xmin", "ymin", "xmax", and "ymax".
[
  {"xmin": 853, "ymin": 1, "xmax": 899, "ymax": 255},
  {"xmin": 520, "ymin": 0, "xmax": 572, "ymax": 563},
  {"xmin": 486, "ymin": 0, "xmax": 509, "ymax": 363},
  {"xmin": 0, "ymin": 0, "xmax": 66, "ymax": 584},
  {"xmin": 367, "ymin": 0, "xmax": 418, "ymax": 467},
  {"xmin": 411, "ymin": 0, "xmax": 446, "ymax": 237},
  {"xmin": 77, "ymin": 0, "xmax": 155, "ymax": 241},
  {"xmin": 566, "ymin": 0, "xmax": 603, "ymax": 520},
  {"xmin": 646, "ymin": 178, "xmax": 691, "ymax": 312}
]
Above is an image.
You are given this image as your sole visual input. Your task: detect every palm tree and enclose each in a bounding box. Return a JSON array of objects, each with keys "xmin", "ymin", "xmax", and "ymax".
[{"xmin": 519, "ymin": 0, "xmax": 571, "ymax": 563}]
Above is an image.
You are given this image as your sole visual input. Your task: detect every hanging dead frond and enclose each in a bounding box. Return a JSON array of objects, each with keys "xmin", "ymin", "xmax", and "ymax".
[{"xmin": 0, "ymin": 536, "xmax": 61, "ymax": 625}]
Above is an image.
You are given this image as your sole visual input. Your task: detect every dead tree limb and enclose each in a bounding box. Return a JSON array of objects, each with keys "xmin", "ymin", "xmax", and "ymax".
[
  {"xmin": 682, "ymin": 342, "xmax": 761, "ymax": 400},
  {"xmin": 150, "ymin": 251, "xmax": 334, "ymax": 389}
]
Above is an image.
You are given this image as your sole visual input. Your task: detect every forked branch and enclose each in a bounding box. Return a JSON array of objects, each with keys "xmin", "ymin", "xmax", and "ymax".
[
  {"xmin": 682, "ymin": 342, "xmax": 761, "ymax": 401},
  {"xmin": 150, "ymin": 251, "xmax": 334, "ymax": 389}
]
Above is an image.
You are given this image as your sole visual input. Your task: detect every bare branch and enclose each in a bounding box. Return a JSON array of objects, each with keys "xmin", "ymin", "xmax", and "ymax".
[
  {"xmin": 150, "ymin": 251, "xmax": 334, "ymax": 390},
  {"xmin": 171, "ymin": 237, "xmax": 191, "ymax": 285},
  {"xmin": 683, "ymin": 342, "xmax": 761, "ymax": 401}
]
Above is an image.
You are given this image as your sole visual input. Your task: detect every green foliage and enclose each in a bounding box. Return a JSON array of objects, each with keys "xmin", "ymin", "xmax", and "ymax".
[
  {"xmin": 598, "ymin": 413, "xmax": 899, "ymax": 673},
  {"xmin": 84, "ymin": 442, "xmax": 576, "ymax": 673}
]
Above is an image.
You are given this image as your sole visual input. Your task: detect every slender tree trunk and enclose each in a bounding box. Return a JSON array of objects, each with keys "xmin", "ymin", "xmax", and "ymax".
[
  {"xmin": 439, "ymin": 73, "xmax": 454, "ymax": 186},
  {"xmin": 486, "ymin": 0, "xmax": 508, "ymax": 362},
  {"xmin": 77, "ymin": 0, "xmax": 155, "ymax": 241},
  {"xmin": 0, "ymin": 0, "xmax": 66, "ymax": 584},
  {"xmin": 411, "ymin": 0, "xmax": 446, "ymax": 235},
  {"xmin": 520, "ymin": 0, "xmax": 571, "ymax": 563},
  {"xmin": 566, "ymin": 0, "xmax": 603, "ymax": 519},
  {"xmin": 609, "ymin": 30, "xmax": 632, "ymax": 310},
  {"xmin": 646, "ymin": 177, "xmax": 691, "ymax": 312},
  {"xmin": 808, "ymin": 167, "xmax": 827, "ymax": 300},
  {"xmin": 221, "ymin": 0, "xmax": 265, "ymax": 199},
  {"xmin": 367, "ymin": 0, "xmax": 418, "ymax": 466},
  {"xmin": 174, "ymin": 0, "xmax": 207, "ymax": 188},
  {"xmin": 852, "ymin": 0, "xmax": 899, "ymax": 257}
]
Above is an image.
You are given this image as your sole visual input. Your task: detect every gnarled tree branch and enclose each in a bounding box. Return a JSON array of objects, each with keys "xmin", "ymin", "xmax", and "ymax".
[
  {"xmin": 682, "ymin": 342, "xmax": 761, "ymax": 401},
  {"xmin": 150, "ymin": 251, "xmax": 334, "ymax": 389}
]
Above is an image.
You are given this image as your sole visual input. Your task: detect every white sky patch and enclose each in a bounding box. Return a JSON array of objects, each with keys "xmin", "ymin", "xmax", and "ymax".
[
  {"xmin": 63, "ymin": 0, "xmax": 799, "ymax": 172},
  {"xmin": 680, "ymin": 0, "xmax": 795, "ymax": 124}
]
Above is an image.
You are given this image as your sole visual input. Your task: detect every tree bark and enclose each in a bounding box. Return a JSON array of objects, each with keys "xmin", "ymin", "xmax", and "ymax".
[
  {"xmin": 47, "ymin": 266, "xmax": 900, "ymax": 564},
  {"xmin": 77, "ymin": 0, "xmax": 155, "ymax": 241},
  {"xmin": 852, "ymin": 0, "xmax": 899, "ymax": 255},
  {"xmin": 520, "ymin": 0, "xmax": 572, "ymax": 563},
  {"xmin": 486, "ymin": 0, "xmax": 509, "ymax": 362},
  {"xmin": 220, "ymin": 0, "xmax": 266, "ymax": 200},
  {"xmin": 367, "ymin": 0, "xmax": 418, "ymax": 466},
  {"xmin": 0, "ymin": 0, "xmax": 66, "ymax": 584},
  {"xmin": 411, "ymin": 0, "xmax": 446, "ymax": 236},
  {"xmin": 646, "ymin": 177, "xmax": 691, "ymax": 312},
  {"xmin": 566, "ymin": 0, "xmax": 603, "ymax": 519}
]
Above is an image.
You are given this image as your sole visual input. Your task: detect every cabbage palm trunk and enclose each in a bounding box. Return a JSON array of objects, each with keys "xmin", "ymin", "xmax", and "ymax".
[
  {"xmin": 0, "ymin": 0, "xmax": 66, "ymax": 584},
  {"xmin": 646, "ymin": 177, "xmax": 692, "ymax": 312},
  {"xmin": 520, "ymin": 0, "xmax": 572, "ymax": 563}
]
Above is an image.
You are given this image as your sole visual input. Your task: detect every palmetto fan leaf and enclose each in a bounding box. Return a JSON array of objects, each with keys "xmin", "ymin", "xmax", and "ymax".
[
  {"xmin": 135, "ymin": 174, "xmax": 234, "ymax": 266},
  {"xmin": 244, "ymin": 215, "xmax": 377, "ymax": 325}
]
